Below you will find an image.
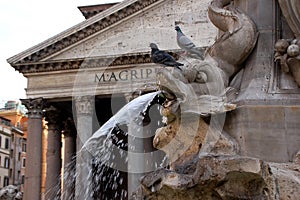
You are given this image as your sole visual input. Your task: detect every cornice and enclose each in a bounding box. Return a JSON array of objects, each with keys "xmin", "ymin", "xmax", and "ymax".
[
  {"xmin": 78, "ymin": 3, "xmax": 119, "ymax": 19},
  {"xmin": 7, "ymin": 0, "xmax": 162, "ymax": 68},
  {"xmin": 14, "ymin": 50, "xmax": 183, "ymax": 74}
]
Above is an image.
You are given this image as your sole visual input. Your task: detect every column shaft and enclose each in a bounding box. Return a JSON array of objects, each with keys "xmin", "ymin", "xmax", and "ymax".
[
  {"xmin": 62, "ymin": 119, "xmax": 76, "ymax": 200},
  {"xmin": 45, "ymin": 108, "xmax": 62, "ymax": 200},
  {"xmin": 74, "ymin": 96, "xmax": 94, "ymax": 200},
  {"xmin": 21, "ymin": 98, "xmax": 45, "ymax": 200}
]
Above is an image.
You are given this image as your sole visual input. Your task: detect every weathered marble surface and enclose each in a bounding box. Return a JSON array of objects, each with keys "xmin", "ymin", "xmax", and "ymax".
[
  {"xmin": 0, "ymin": 185, "xmax": 22, "ymax": 200},
  {"xmin": 131, "ymin": 155, "xmax": 300, "ymax": 200},
  {"xmin": 152, "ymin": 0, "xmax": 258, "ymax": 168},
  {"xmin": 131, "ymin": 0, "xmax": 300, "ymax": 199}
]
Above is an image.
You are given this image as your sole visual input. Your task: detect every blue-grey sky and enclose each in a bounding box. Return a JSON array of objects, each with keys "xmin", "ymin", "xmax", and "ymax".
[{"xmin": 0, "ymin": 0, "xmax": 119, "ymax": 107}]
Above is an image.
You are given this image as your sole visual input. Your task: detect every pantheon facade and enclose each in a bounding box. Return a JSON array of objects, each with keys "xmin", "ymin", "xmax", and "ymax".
[
  {"xmin": 7, "ymin": 0, "xmax": 216, "ymax": 199},
  {"xmin": 7, "ymin": 0, "xmax": 300, "ymax": 199}
]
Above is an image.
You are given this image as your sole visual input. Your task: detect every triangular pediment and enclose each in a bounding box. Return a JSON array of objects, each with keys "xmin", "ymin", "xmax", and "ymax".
[{"xmin": 7, "ymin": 0, "xmax": 216, "ymax": 74}]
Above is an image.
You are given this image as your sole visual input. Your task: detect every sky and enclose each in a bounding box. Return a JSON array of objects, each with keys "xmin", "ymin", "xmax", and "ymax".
[{"xmin": 0, "ymin": 0, "xmax": 120, "ymax": 107}]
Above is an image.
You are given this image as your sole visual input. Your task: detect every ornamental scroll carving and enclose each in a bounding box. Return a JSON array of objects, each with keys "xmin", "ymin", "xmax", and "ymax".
[{"xmin": 21, "ymin": 97, "xmax": 45, "ymax": 119}]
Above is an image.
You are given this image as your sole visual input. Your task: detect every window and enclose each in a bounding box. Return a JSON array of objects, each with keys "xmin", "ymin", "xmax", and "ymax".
[
  {"xmin": 0, "ymin": 136, "xmax": 2, "ymax": 148},
  {"xmin": 4, "ymin": 157, "xmax": 10, "ymax": 169},
  {"xmin": 22, "ymin": 143, "xmax": 26, "ymax": 152},
  {"xmin": 22, "ymin": 158, "xmax": 26, "ymax": 168},
  {"xmin": 21, "ymin": 175, "xmax": 25, "ymax": 184},
  {"xmin": 18, "ymin": 152, "xmax": 21, "ymax": 161},
  {"xmin": 3, "ymin": 177, "xmax": 9, "ymax": 187},
  {"xmin": 4, "ymin": 138, "xmax": 9, "ymax": 149}
]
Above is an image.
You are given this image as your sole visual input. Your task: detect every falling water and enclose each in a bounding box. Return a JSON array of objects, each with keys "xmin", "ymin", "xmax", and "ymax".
[
  {"xmin": 84, "ymin": 91, "xmax": 161, "ymax": 154},
  {"xmin": 57, "ymin": 91, "xmax": 166, "ymax": 200}
]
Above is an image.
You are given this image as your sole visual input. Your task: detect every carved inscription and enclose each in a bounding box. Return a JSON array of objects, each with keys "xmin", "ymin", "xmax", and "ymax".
[{"xmin": 95, "ymin": 67, "xmax": 162, "ymax": 82}]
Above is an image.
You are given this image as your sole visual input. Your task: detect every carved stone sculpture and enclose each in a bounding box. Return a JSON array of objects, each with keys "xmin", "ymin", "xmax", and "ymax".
[
  {"xmin": 153, "ymin": 0, "xmax": 258, "ymax": 168},
  {"xmin": 130, "ymin": 0, "xmax": 297, "ymax": 199},
  {"xmin": 131, "ymin": 156, "xmax": 300, "ymax": 200},
  {"xmin": 275, "ymin": 0, "xmax": 300, "ymax": 87},
  {"xmin": 207, "ymin": 0, "xmax": 258, "ymax": 80},
  {"xmin": 275, "ymin": 39, "xmax": 300, "ymax": 86},
  {"xmin": 0, "ymin": 185, "xmax": 22, "ymax": 200}
]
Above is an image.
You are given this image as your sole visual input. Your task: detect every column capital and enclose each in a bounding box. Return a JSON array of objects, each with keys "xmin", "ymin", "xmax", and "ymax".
[
  {"xmin": 74, "ymin": 96, "xmax": 94, "ymax": 115},
  {"xmin": 44, "ymin": 106, "xmax": 63, "ymax": 128},
  {"xmin": 21, "ymin": 97, "xmax": 46, "ymax": 119}
]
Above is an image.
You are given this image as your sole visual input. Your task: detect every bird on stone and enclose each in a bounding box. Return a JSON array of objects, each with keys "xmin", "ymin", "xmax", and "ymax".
[
  {"xmin": 175, "ymin": 26, "xmax": 204, "ymax": 60},
  {"xmin": 149, "ymin": 43, "xmax": 183, "ymax": 71}
]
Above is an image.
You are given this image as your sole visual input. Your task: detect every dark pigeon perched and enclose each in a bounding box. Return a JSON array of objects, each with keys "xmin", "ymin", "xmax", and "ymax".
[
  {"xmin": 150, "ymin": 43, "xmax": 183, "ymax": 71},
  {"xmin": 175, "ymin": 26, "xmax": 204, "ymax": 60}
]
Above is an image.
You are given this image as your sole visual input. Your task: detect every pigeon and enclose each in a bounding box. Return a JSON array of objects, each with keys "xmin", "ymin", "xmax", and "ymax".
[
  {"xmin": 175, "ymin": 26, "xmax": 204, "ymax": 60},
  {"xmin": 150, "ymin": 43, "xmax": 183, "ymax": 71}
]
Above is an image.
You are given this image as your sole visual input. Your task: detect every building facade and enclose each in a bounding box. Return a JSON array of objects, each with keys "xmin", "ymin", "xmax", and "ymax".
[
  {"xmin": 10, "ymin": 127, "xmax": 25, "ymax": 189},
  {"xmin": 7, "ymin": 0, "xmax": 300, "ymax": 199},
  {"xmin": 7, "ymin": 0, "xmax": 216, "ymax": 199},
  {"xmin": 0, "ymin": 117, "xmax": 11, "ymax": 189},
  {"xmin": 0, "ymin": 101, "xmax": 28, "ymax": 192}
]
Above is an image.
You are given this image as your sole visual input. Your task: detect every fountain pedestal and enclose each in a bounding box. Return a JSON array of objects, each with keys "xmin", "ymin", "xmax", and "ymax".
[
  {"xmin": 223, "ymin": 0, "xmax": 300, "ymax": 163},
  {"xmin": 131, "ymin": 155, "xmax": 300, "ymax": 200},
  {"xmin": 131, "ymin": 0, "xmax": 300, "ymax": 199}
]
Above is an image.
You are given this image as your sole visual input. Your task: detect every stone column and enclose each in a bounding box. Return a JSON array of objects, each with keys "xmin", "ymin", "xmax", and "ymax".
[
  {"xmin": 74, "ymin": 96, "xmax": 94, "ymax": 200},
  {"xmin": 124, "ymin": 93, "xmax": 145, "ymax": 197},
  {"xmin": 41, "ymin": 120, "xmax": 48, "ymax": 197},
  {"xmin": 21, "ymin": 98, "xmax": 45, "ymax": 200},
  {"xmin": 44, "ymin": 106, "xmax": 62, "ymax": 200},
  {"xmin": 62, "ymin": 118, "xmax": 76, "ymax": 200}
]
